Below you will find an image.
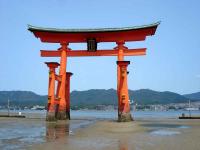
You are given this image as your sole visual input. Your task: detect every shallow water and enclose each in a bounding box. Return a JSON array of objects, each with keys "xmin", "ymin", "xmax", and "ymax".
[
  {"xmin": 0, "ymin": 118, "xmax": 95, "ymax": 150},
  {"xmin": 0, "ymin": 120, "xmax": 45, "ymax": 150},
  {"xmin": 2, "ymin": 109, "xmax": 200, "ymax": 119},
  {"xmin": 71, "ymin": 110, "xmax": 200, "ymax": 119}
]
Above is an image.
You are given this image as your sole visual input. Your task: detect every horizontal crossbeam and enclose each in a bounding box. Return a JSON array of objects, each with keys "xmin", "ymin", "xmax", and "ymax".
[{"xmin": 40, "ymin": 48, "xmax": 146, "ymax": 57}]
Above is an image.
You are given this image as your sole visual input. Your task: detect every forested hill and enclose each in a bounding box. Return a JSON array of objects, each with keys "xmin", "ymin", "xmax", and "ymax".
[
  {"xmin": 0, "ymin": 89, "xmax": 199, "ymax": 106},
  {"xmin": 184, "ymin": 92, "xmax": 200, "ymax": 100},
  {"xmin": 0, "ymin": 91, "xmax": 46, "ymax": 106},
  {"xmin": 71, "ymin": 89, "xmax": 189, "ymax": 105}
]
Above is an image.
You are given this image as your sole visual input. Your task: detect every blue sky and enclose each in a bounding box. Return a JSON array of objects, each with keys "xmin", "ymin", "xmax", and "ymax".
[{"xmin": 0, "ymin": 0, "xmax": 199, "ymax": 95}]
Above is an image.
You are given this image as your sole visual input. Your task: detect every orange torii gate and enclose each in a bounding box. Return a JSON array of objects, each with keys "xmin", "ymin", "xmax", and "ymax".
[{"xmin": 28, "ymin": 22, "xmax": 159, "ymax": 122}]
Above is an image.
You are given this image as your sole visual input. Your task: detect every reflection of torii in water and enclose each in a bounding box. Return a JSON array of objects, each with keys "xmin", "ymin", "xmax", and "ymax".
[
  {"xmin": 28, "ymin": 22, "xmax": 159, "ymax": 122},
  {"xmin": 119, "ymin": 140, "xmax": 129, "ymax": 150},
  {"xmin": 46, "ymin": 122, "xmax": 70, "ymax": 141}
]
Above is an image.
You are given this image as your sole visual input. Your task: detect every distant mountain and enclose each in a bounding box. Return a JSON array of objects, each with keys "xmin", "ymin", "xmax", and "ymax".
[
  {"xmin": 0, "ymin": 91, "xmax": 46, "ymax": 106},
  {"xmin": 0, "ymin": 89, "xmax": 198, "ymax": 106},
  {"xmin": 184, "ymin": 92, "xmax": 200, "ymax": 100},
  {"xmin": 71, "ymin": 89, "xmax": 189, "ymax": 106},
  {"xmin": 71, "ymin": 89, "xmax": 117, "ymax": 106},
  {"xmin": 129, "ymin": 89, "xmax": 188, "ymax": 105}
]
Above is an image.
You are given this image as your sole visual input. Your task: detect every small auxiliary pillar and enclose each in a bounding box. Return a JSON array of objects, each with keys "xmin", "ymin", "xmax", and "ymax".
[
  {"xmin": 65, "ymin": 72, "xmax": 73, "ymax": 120},
  {"xmin": 45, "ymin": 62, "xmax": 60, "ymax": 121}
]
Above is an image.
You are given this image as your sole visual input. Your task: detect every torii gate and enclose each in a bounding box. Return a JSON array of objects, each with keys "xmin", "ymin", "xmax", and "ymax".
[{"xmin": 28, "ymin": 22, "xmax": 159, "ymax": 122}]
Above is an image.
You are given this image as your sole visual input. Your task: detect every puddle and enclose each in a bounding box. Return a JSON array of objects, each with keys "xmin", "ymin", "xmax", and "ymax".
[
  {"xmin": 150, "ymin": 130, "xmax": 181, "ymax": 136},
  {"xmin": 143, "ymin": 123, "xmax": 190, "ymax": 137},
  {"xmin": 142, "ymin": 123, "xmax": 190, "ymax": 129},
  {"xmin": 177, "ymin": 125, "xmax": 190, "ymax": 129}
]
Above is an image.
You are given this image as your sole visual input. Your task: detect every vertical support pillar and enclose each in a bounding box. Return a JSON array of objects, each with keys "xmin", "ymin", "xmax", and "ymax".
[
  {"xmin": 116, "ymin": 41, "xmax": 125, "ymax": 93},
  {"xmin": 56, "ymin": 42, "xmax": 69, "ymax": 120},
  {"xmin": 45, "ymin": 62, "xmax": 60, "ymax": 121},
  {"xmin": 117, "ymin": 61, "xmax": 133, "ymax": 122},
  {"xmin": 116, "ymin": 41, "xmax": 125, "ymax": 118},
  {"xmin": 65, "ymin": 72, "xmax": 73, "ymax": 120},
  {"xmin": 115, "ymin": 41, "xmax": 133, "ymax": 122}
]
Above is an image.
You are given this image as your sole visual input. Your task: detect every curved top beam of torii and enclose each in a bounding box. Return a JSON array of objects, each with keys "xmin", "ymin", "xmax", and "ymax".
[
  {"xmin": 28, "ymin": 22, "xmax": 160, "ymax": 57},
  {"xmin": 28, "ymin": 22, "xmax": 160, "ymax": 43}
]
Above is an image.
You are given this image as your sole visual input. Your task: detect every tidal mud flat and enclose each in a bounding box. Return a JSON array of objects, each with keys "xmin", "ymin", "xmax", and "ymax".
[
  {"xmin": 31, "ymin": 118, "xmax": 200, "ymax": 150},
  {"xmin": 0, "ymin": 112, "xmax": 200, "ymax": 150}
]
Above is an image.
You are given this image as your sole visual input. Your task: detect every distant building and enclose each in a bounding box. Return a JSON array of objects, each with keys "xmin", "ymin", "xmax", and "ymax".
[{"xmin": 31, "ymin": 105, "xmax": 45, "ymax": 110}]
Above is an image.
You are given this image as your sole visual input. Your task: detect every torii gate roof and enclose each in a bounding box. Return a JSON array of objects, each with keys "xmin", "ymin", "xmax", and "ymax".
[{"xmin": 28, "ymin": 22, "xmax": 160, "ymax": 43}]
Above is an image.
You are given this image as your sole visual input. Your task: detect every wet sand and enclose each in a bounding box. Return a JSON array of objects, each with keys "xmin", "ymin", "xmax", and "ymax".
[{"xmin": 29, "ymin": 118, "xmax": 200, "ymax": 150}]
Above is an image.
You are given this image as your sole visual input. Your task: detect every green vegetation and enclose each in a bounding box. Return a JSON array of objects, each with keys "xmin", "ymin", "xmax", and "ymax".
[
  {"xmin": 184, "ymin": 92, "xmax": 200, "ymax": 100},
  {"xmin": 129, "ymin": 89, "xmax": 189, "ymax": 105},
  {"xmin": 0, "ymin": 91, "xmax": 46, "ymax": 107},
  {"xmin": 0, "ymin": 89, "xmax": 199, "ymax": 107}
]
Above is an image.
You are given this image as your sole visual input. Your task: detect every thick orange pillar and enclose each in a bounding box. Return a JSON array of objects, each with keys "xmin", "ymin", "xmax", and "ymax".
[
  {"xmin": 116, "ymin": 41, "xmax": 126, "ymax": 119},
  {"xmin": 65, "ymin": 72, "xmax": 73, "ymax": 120},
  {"xmin": 116, "ymin": 42, "xmax": 125, "ymax": 117},
  {"xmin": 45, "ymin": 62, "xmax": 60, "ymax": 121},
  {"xmin": 56, "ymin": 42, "xmax": 68, "ymax": 120},
  {"xmin": 117, "ymin": 61, "xmax": 133, "ymax": 122}
]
